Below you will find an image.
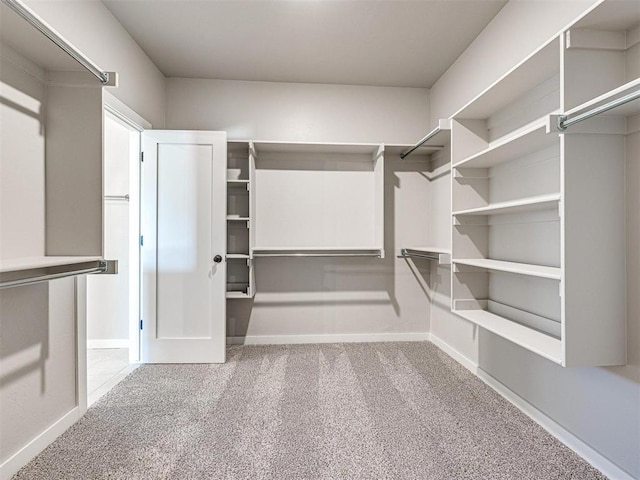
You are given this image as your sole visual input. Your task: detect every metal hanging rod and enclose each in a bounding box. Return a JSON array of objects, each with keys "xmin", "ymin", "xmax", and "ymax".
[
  {"xmin": 399, "ymin": 249, "xmax": 441, "ymax": 261},
  {"xmin": 400, "ymin": 126, "xmax": 444, "ymax": 159},
  {"xmin": 253, "ymin": 251, "xmax": 381, "ymax": 258},
  {"xmin": 0, "ymin": 261, "xmax": 109, "ymax": 289},
  {"xmin": 558, "ymin": 88, "xmax": 640, "ymax": 131},
  {"xmin": 1, "ymin": 0, "xmax": 110, "ymax": 84},
  {"xmin": 105, "ymin": 194, "xmax": 130, "ymax": 201}
]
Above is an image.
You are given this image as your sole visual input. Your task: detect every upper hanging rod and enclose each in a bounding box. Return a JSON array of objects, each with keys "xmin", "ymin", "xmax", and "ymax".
[
  {"xmin": 399, "ymin": 249, "xmax": 440, "ymax": 261},
  {"xmin": 558, "ymin": 88, "xmax": 640, "ymax": 131},
  {"xmin": 400, "ymin": 126, "xmax": 443, "ymax": 159},
  {"xmin": 105, "ymin": 194, "xmax": 130, "ymax": 202},
  {"xmin": 1, "ymin": 0, "xmax": 110, "ymax": 84}
]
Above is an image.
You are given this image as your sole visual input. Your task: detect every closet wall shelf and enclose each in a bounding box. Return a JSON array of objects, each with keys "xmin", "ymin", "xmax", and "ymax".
[
  {"xmin": 453, "ymin": 258, "xmax": 561, "ymax": 280},
  {"xmin": 400, "ymin": 247, "xmax": 451, "ymax": 265},
  {"xmin": 452, "ymin": 308, "xmax": 562, "ymax": 364},
  {"xmin": 226, "ymin": 291, "xmax": 251, "ymax": 299},
  {"xmin": 453, "ymin": 117, "xmax": 557, "ymax": 169},
  {"xmin": 453, "ymin": 37, "xmax": 559, "ymax": 120},
  {"xmin": 452, "ymin": 193, "xmax": 561, "ymax": 217},
  {"xmin": 227, "ymin": 216, "xmax": 249, "ymax": 221},
  {"xmin": 399, "ymin": 119, "xmax": 452, "ymax": 159}
]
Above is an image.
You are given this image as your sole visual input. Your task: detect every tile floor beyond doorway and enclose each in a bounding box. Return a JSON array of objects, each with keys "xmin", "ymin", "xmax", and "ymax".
[{"xmin": 87, "ymin": 348, "xmax": 138, "ymax": 406}]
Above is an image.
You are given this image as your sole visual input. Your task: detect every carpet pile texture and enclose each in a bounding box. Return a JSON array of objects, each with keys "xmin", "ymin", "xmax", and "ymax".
[{"xmin": 14, "ymin": 342, "xmax": 607, "ymax": 479}]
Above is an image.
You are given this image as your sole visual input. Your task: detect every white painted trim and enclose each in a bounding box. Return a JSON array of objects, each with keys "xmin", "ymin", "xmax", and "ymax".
[
  {"xmin": 227, "ymin": 332, "xmax": 430, "ymax": 345},
  {"xmin": 0, "ymin": 407, "xmax": 80, "ymax": 480},
  {"xmin": 87, "ymin": 339, "xmax": 130, "ymax": 349},
  {"xmin": 428, "ymin": 333, "xmax": 635, "ymax": 480},
  {"xmin": 426, "ymin": 333, "xmax": 479, "ymax": 373}
]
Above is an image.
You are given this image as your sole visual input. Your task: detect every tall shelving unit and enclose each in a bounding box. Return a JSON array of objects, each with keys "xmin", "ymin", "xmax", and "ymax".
[
  {"xmin": 225, "ymin": 141, "xmax": 255, "ymax": 298},
  {"xmin": 0, "ymin": 0, "xmax": 115, "ymax": 287},
  {"xmin": 448, "ymin": 0, "xmax": 637, "ymax": 367}
]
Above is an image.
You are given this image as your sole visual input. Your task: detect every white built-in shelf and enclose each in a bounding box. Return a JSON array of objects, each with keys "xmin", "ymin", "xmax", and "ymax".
[
  {"xmin": 226, "ymin": 254, "xmax": 250, "ymax": 260},
  {"xmin": 227, "ymin": 179, "xmax": 249, "ymax": 185},
  {"xmin": 453, "ymin": 118, "xmax": 558, "ymax": 169},
  {"xmin": 0, "ymin": 256, "xmax": 103, "ymax": 274},
  {"xmin": 452, "ymin": 193, "xmax": 561, "ymax": 217},
  {"xmin": 453, "ymin": 258, "xmax": 561, "ymax": 280},
  {"xmin": 400, "ymin": 247, "xmax": 451, "ymax": 265},
  {"xmin": 564, "ymin": 78, "xmax": 640, "ymax": 121},
  {"xmin": 227, "ymin": 216, "xmax": 249, "ymax": 221},
  {"xmin": 453, "ymin": 308, "xmax": 562, "ymax": 364},
  {"xmin": 252, "ymin": 141, "xmax": 381, "ymax": 156},
  {"xmin": 453, "ymin": 38, "xmax": 560, "ymax": 120},
  {"xmin": 226, "ymin": 291, "xmax": 251, "ymax": 299}
]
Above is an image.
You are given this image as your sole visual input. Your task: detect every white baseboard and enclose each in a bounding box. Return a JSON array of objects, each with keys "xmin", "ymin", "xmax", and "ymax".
[
  {"xmin": 0, "ymin": 407, "xmax": 81, "ymax": 480},
  {"xmin": 227, "ymin": 331, "xmax": 430, "ymax": 345},
  {"xmin": 428, "ymin": 333, "xmax": 635, "ymax": 480},
  {"xmin": 87, "ymin": 339, "xmax": 129, "ymax": 349}
]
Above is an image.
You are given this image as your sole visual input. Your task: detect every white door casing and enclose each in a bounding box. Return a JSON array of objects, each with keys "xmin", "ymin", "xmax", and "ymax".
[{"xmin": 141, "ymin": 130, "xmax": 227, "ymax": 363}]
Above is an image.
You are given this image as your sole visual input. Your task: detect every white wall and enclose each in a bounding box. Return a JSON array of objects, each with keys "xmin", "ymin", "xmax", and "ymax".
[
  {"xmin": 167, "ymin": 78, "xmax": 433, "ymax": 340},
  {"xmin": 167, "ymin": 78, "xmax": 427, "ymax": 144},
  {"xmin": 25, "ymin": 0, "xmax": 166, "ymax": 128},
  {"xmin": 427, "ymin": 0, "xmax": 640, "ymax": 477}
]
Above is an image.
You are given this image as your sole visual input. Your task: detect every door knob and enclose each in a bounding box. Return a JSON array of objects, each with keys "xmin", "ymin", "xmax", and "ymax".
[{"xmin": 213, "ymin": 255, "xmax": 223, "ymax": 263}]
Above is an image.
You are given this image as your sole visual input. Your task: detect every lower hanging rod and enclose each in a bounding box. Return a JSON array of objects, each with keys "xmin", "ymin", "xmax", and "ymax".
[
  {"xmin": 254, "ymin": 253, "xmax": 381, "ymax": 258},
  {"xmin": 0, "ymin": 261, "xmax": 111, "ymax": 289},
  {"xmin": 558, "ymin": 88, "xmax": 640, "ymax": 131}
]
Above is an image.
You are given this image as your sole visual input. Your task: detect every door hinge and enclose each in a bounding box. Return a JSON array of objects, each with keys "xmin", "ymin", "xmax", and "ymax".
[
  {"xmin": 140, "ymin": 319, "xmax": 143, "ymax": 330},
  {"xmin": 140, "ymin": 151, "xmax": 144, "ymax": 162},
  {"xmin": 140, "ymin": 235, "xmax": 144, "ymax": 246}
]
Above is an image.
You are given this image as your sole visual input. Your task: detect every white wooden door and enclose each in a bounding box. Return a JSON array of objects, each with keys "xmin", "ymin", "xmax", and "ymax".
[{"xmin": 141, "ymin": 130, "xmax": 227, "ymax": 363}]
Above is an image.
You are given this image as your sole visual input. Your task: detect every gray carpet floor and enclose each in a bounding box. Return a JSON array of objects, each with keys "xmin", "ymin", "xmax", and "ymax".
[{"xmin": 14, "ymin": 342, "xmax": 607, "ymax": 479}]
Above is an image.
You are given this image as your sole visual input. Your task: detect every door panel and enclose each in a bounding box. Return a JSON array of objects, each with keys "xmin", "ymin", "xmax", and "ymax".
[{"xmin": 142, "ymin": 131, "xmax": 226, "ymax": 363}]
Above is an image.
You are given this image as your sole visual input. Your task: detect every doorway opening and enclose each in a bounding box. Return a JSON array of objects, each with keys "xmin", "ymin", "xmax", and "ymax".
[{"xmin": 85, "ymin": 110, "xmax": 141, "ymax": 405}]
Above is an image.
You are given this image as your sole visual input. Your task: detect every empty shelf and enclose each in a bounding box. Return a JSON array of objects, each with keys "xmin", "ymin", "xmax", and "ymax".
[
  {"xmin": 453, "ymin": 308, "xmax": 562, "ymax": 364},
  {"xmin": 226, "ymin": 291, "xmax": 251, "ymax": 299},
  {"xmin": 227, "ymin": 216, "xmax": 249, "ymax": 221},
  {"xmin": 453, "ymin": 118, "xmax": 558, "ymax": 169},
  {"xmin": 226, "ymin": 254, "xmax": 250, "ymax": 259},
  {"xmin": 453, "ymin": 258, "xmax": 561, "ymax": 280},
  {"xmin": 453, "ymin": 193, "xmax": 561, "ymax": 216}
]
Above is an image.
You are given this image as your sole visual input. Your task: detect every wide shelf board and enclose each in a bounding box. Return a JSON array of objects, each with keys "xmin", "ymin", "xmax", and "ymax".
[
  {"xmin": 564, "ymin": 78, "xmax": 640, "ymax": 120},
  {"xmin": 454, "ymin": 118, "xmax": 558, "ymax": 169},
  {"xmin": 453, "ymin": 37, "xmax": 560, "ymax": 120},
  {"xmin": 226, "ymin": 292, "xmax": 251, "ymax": 299},
  {"xmin": 453, "ymin": 308, "xmax": 562, "ymax": 364},
  {"xmin": 252, "ymin": 141, "xmax": 381, "ymax": 155},
  {"xmin": 453, "ymin": 193, "xmax": 561, "ymax": 216},
  {"xmin": 0, "ymin": 255, "xmax": 103, "ymax": 274},
  {"xmin": 453, "ymin": 258, "xmax": 561, "ymax": 280}
]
